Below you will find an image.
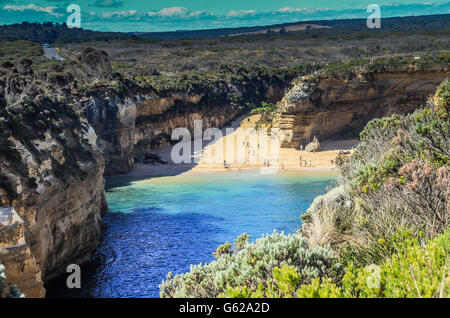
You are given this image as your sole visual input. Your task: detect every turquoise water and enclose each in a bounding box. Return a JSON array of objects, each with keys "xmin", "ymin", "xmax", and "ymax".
[{"xmin": 46, "ymin": 170, "xmax": 337, "ymax": 298}]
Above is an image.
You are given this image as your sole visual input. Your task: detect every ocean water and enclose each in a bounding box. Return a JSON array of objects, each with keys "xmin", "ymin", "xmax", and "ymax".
[{"xmin": 46, "ymin": 170, "xmax": 337, "ymax": 298}]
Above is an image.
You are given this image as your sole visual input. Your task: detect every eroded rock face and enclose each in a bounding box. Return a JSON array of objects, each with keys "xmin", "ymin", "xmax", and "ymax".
[
  {"xmin": 0, "ymin": 73, "xmax": 290, "ymax": 296},
  {"xmin": 273, "ymin": 71, "xmax": 449, "ymax": 148},
  {"xmin": 0, "ymin": 207, "xmax": 42, "ymax": 297},
  {"xmin": 0, "ymin": 108, "xmax": 107, "ymax": 297},
  {"xmin": 305, "ymin": 136, "xmax": 320, "ymax": 152},
  {"xmin": 85, "ymin": 82, "xmax": 289, "ymax": 175},
  {"xmin": 2, "ymin": 65, "xmax": 446, "ymax": 298}
]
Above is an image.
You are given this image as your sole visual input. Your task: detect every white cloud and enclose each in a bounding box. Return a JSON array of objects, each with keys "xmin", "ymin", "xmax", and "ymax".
[
  {"xmin": 101, "ymin": 10, "xmax": 137, "ymax": 18},
  {"xmin": 3, "ymin": 4, "xmax": 61, "ymax": 16},
  {"xmin": 157, "ymin": 7, "xmax": 189, "ymax": 17},
  {"xmin": 99, "ymin": 7, "xmax": 215, "ymax": 22},
  {"xmin": 3, "ymin": 2, "xmax": 444, "ymax": 33},
  {"xmin": 277, "ymin": 7, "xmax": 303, "ymax": 13},
  {"xmin": 146, "ymin": 7, "xmax": 212, "ymax": 20},
  {"xmin": 227, "ymin": 10, "xmax": 256, "ymax": 18}
]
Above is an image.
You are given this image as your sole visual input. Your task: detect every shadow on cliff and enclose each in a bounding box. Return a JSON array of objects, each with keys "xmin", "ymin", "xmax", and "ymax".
[{"xmin": 105, "ymin": 114, "xmax": 250, "ymax": 190}]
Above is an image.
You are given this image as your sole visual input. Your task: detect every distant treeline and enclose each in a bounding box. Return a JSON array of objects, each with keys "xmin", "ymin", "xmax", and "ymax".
[
  {"xmin": 0, "ymin": 22, "xmax": 141, "ymax": 44},
  {"xmin": 136, "ymin": 14, "xmax": 450, "ymax": 40},
  {"xmin": 0, "ymin": 14, "xmax": 449, "ymax": 44}
]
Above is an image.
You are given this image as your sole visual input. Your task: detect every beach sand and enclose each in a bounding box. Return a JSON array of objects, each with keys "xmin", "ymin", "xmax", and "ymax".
[{"xmin": 122, "ymin": 115, "xmax": 359, "ymax": 177}]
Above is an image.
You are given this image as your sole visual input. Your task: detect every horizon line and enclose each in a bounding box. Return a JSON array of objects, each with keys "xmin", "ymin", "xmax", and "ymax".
[{"xmin": 2, "ymin": 12, "xmax": 449, "ymax": 35}]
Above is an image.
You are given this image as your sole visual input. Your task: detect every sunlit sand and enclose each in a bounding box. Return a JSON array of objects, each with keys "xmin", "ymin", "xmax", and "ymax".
[{"xmin": 123, "ymin": 115, "xmax": 359, "ymax": 177}]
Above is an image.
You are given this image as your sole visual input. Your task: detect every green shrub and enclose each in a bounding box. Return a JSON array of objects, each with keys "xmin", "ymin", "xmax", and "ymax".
[
  {"xmin": 222, "ymin": 230, "xmax": 450, "ymax": 298},
  {"xmin": 213, "ymin": 242, "xmax": 232, "ymax": 258},
  {"xmin": 338, "ymin": 228, "xmax": 423, "ymax": 268},
  {"xmin": 250, "ymin": 102, "xmax": 278, "ymax": 128},
  {"xmin": 301, "ymin": 79, "xmax": 449, "ymax": 270},
  {"xmin": 159, "ymin": 231, "xmax": 341, "ymax": 298},
  {"xmin": 435, "ymin": 78, "xmax": 449, "ymax": 112},
  {"xmin": 298, "ymin": 229, "xmax": 450, "ymax": 298},
  {"xmin": 220, "ymin": 264, "xmax": 304, "ymax": 298},
  {"xmin": 341, "ymin": 82, "xmax": 448, "ymax": 241}
]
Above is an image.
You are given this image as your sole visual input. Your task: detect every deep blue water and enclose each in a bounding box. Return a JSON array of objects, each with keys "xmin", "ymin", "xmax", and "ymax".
[{"xmin": 46, "ymin": 170, "xmax": 337, "ymax": 298}]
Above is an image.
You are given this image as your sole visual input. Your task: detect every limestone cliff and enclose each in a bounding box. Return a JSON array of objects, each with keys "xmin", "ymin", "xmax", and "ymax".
[
  {"xmin": 84, "ymin": 81, "xmax": 288, "ymax": 175},
  {"xmin": 0, "ymin": 50, "xmax": 447, "ymax": 298},
  {"xmin": 0, "ymin": 57, "xmax": 291, "ymax": 296},
  {"xmin": 273, "ymin": 70, "xmax": 449, "ymax": 147},
  {"xmin": 0, "ymin": 96, "xmax": 107, "ymax": 297}
]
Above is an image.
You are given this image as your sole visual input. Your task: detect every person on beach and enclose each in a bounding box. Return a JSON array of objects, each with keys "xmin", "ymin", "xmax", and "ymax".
[{"xmin": 299, "ymin": 155, "xmax": 302, "ymax": 166}]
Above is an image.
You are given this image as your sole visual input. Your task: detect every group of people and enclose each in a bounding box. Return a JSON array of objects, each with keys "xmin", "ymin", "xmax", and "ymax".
[{"xmin": 222, "ymin": 142, "xmax": 316, "ymax": 169}]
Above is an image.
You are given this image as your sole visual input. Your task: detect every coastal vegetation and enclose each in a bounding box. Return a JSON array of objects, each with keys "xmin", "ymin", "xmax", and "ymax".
[
  {"xmin": 250, "ymin": 102, "xmax": 277, "ymax": 129},
  {"xmin": 160, "ymin": 232, "xmax": 341, "ymax": 298},
  {"xmin": 221, "ymin": 229, "xmax": 450, "ymax": 298},
  {"xmin": 0, "ymin": 14, "xmax": 449, "ymax": 298},
  {"xmin": 160, "ymin": 79, "xmax": 450, "ymax": 298},
  {"xmin": 2, "ymin": 14, "xmax": 448, "ymax": 43},
  {"xmin": 60, "ymin": 25, "xmax": 449, "ymax": 76},
  {"xmin": 0, "ymin": 22, "xmax": 139, "ymax": 44}
]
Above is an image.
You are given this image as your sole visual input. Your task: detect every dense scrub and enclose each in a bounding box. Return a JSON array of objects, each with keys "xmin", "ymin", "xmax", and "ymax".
[
  {"xmin": 61, "ymin": 32, "xmax": 449, "ymax": 76},
  {"xmin": 0, "ymin": 22, "xmax": 139, "ymax": 44},
  {"xmin": 1, "ymin": 14, "xmax": 449, "ymax": 43},
  {"xmin": 159, "ymin": 232, "xmax": 341, "ymax": 298},
  {"xmin": 1, "ymin": 16, "xmax": 448, "ymax": 298},
  {"xmin": 338, "ymin": 79, "xmax": 448, "ymax": 247},
  {"xmin": 160, "ymin": 79, "xmax": 449, "ymax": 298},
  {"xmin": 0, "ymin": 44, "xmax": 100, "ymax": 200},
  {"xmin": 222, "ymin": 229, "xmax": 449, "ymax": 298}
]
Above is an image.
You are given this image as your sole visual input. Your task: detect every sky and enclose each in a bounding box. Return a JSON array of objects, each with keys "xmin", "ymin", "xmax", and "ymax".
[{"xmin": 0, "ymin": 1, "xmax": 449, "ymax": 32}]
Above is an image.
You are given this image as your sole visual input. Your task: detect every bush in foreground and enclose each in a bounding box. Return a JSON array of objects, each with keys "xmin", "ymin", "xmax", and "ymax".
[
  {"xmin": 302, "ymin": 78, "xmax": 449, "ymax": 264},
  {"xmin": 160, "ymin": 79, "xmax": 449, "ymax": 298},
  {"xmin": 221, "ymin": 229, "xmax": 450, "ymax": 298},
  {"xmin": 159, "ymin": 232, "xmax": 341, "ymax": 298}
]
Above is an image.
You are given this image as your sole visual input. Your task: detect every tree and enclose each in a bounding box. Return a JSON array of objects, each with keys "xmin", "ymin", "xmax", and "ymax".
[{"xmin": 77, "ymin": 47, "xmax": 112, "ymax": 81}]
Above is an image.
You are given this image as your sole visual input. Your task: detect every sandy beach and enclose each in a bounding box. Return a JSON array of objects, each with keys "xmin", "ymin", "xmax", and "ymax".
[{"xmin": 122, "ymin": 115, "xmax": 359, "ymax": 177}]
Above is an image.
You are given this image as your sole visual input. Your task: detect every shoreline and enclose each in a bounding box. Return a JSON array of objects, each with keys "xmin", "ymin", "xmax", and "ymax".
[
  {"xmin": 113, "ymin": 163, "xmax": 340, "ymax": 178},
  {"xmin": 115, "ymin": 115, "xmax": 358, "ymax": 179}
]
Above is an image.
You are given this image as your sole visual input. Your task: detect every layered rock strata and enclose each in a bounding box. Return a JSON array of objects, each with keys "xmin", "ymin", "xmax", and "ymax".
[
  {"xmin": 273, "ymin": 71, "xmax": 449, "ymax": 147},
  {"xmin": 0, "ymin": 111, "xmax": 107, "ymax": 297}
]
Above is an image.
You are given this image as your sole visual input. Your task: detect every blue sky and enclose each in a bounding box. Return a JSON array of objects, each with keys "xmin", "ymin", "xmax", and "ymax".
[{"xmin": 0, "ymin": 1, "xmax": 449, "ymax": 32}]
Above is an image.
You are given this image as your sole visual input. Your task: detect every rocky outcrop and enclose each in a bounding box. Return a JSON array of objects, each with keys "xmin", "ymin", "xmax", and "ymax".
[
  {"xmin": 273, "ymin": 70, "xmax": 449, "ymax": 148},
  {"xmin": 0, "ymin": 207, "xmax": 42, "ymax": 297},
  {"xmin": 0, "ymin": 103, "xmax": 107, "ymax": 297},
  {"xmin": 305, "ymin": 136, "xmax": 320, "ymax": 152},
  {"xmin": 0, "ymin": 59, "xmax": 292, "ymax": 296},
  {"xmin": 1, "ymin": 51, "xmax": 446, "ymax": 298}
]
